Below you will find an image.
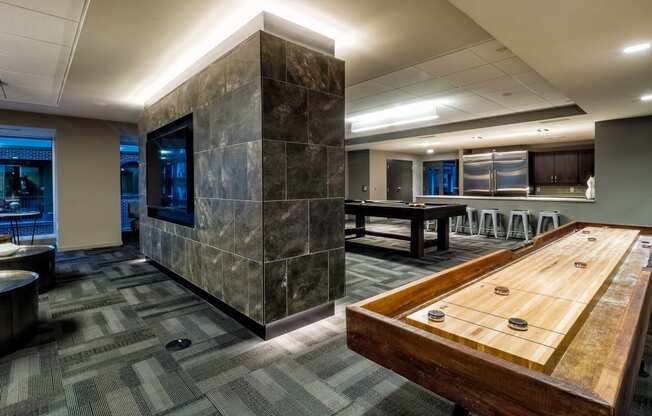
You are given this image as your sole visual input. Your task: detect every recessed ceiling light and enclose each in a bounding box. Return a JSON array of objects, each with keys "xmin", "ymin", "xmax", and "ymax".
[
  {"xmin": 426, "ymin": 149, "xmax": 434, "ymax": 154},
  {"xmin": 641, "ymin": 94, "xmax": 652, "ymax": 102},
  {"xmin": 623, "ymin": 43, "xmax": 650, "ymax": 54}
]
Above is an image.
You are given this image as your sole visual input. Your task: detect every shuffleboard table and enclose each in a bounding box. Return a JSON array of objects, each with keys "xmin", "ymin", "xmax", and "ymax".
[
  {"xmin": 347, "ymin": 221, "xmax": 652, "ymax": 416},
  {"xmin": 345, "ymin": 201, "xmax": 466, "ymax": 257}
]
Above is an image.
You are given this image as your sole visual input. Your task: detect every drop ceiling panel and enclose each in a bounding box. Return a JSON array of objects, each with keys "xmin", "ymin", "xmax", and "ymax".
[
  {"xmin": 470, "ymin": 40, "xmax": 514, "ymax": 62},
  {"xmin": 347, "ymin": 89, "xmax": 418, "ymax": 114},
  {"xmin": 492, "ymin": 57, "xmax": 532, "ymax": 75},
  {"xmin": 399, "ymin": 78, "xmax": 458, "ymax": 96},
  {"xmin": 416, "ymin": 49, "xmax": 486, "ymax": 77},
  {"xmin": 0, "ymin": 0, "xmax": 86, "ymax": 108},
  {"xmin": 2, "ymin": 0, "xmax": 86, "ymax": 21},
  {"xmin": 467, "ymin": 76, "xmax": 524, "ymax": 95},
  {"xmin": 0, "ymin": 2, "xmax": 78, "ymax": 46},
  {"xmin": 372, "ymin": 66, "xmax": 433, "ymax": 89},
  {"xmin": 345, "ymin": 80, "xmax": 392, "ymax": 102},
  {"xmin": 443, "ymin": 64, "xmax": 504, "ymax": 86},
  {"xmin": 0, "ymin": 34, "xmax": 70, "ymax": 77},
  {"xmin": 445, "ymin": 92, "xmax": 506, "ymax": 114},
  {"xmin": 487, "ymin": 89, "xmax": 549, "ymax": 109}
]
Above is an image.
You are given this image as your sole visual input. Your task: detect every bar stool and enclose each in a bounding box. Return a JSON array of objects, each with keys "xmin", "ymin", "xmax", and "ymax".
[
  {"xmin": 455, "ymin": 207, "xmax": 478, "ymax": 235},
  {"xmin": 537, "ymin": 210, "xmax": 561, "ymax": 235},
  {"xmin": 477, "ymin": 209, "xmax": 502, "ymax": 239},
  {"xmin": 506, "ymin": 209, "xmax": 532, "ymax": 241}
]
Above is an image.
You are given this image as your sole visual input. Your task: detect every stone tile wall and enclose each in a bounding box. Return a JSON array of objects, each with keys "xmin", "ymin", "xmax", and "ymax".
[{"xmin": 138, "ymin": 31, "xmax": 344, "ymax": 326}]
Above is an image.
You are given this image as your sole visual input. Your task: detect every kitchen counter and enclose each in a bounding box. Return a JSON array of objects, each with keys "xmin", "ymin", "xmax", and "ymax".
[{"xmin": 417, "ymin": 195, "xmax": 595, "ymax": 203}]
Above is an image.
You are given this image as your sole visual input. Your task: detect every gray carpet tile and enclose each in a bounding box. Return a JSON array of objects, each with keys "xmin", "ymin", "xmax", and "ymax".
[{"xmin": 1, "ymin": 220, "xmax": 650, "ymax": 416}]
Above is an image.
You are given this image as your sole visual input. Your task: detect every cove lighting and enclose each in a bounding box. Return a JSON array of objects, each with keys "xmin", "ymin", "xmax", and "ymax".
[
  {"xmin": 641, "ymin": 94, "xmax": 652, "ymax": 102},
  {"xmin": 623, "ymin": 43, "xmax": 650, "ymax": 54},
  {"xmin": 348, "ymin": 100, "xmax": 439, "ymax": 134}
]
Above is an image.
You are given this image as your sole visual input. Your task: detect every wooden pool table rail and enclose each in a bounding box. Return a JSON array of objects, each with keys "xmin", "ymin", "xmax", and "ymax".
[{"xmin": 346, "ymin": 221, "xmax": 652, "ymax": 416}]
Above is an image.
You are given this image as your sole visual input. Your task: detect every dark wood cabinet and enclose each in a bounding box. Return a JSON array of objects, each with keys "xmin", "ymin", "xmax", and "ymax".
[
  {"xmin": 578, "ymin": 149, "xmax": 595, "ymax": 184},
  {"xmin": 553, "ymin": 151, "xmax": 579, "ymax": 185},
  {"xmin": 533, "ymin": 152, "xmax": 555, "ymax": 184},
  {"xmin": 532, "ymin": 149, "xmax": 593, "ymax": 186}
]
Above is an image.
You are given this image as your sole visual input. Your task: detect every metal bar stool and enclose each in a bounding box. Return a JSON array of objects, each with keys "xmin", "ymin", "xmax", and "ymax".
[
  {"xmin": 537, "ymin": 210, "xmax": 561, "ymax": 234},
  {"xmin": 477, "ymin": 208, "xmax": 502, "ymax": 239},
  {"xmin": 506, "ymin": 209, "xmax": 532, "ymax": 241},
  {"xmin": 455, "ymin": 207, "xmax": 478, "ymax": 235}
]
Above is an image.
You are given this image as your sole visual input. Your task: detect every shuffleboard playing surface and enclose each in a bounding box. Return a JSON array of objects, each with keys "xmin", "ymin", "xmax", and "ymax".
[{"xmin": 405, "ymin": 226, "xmax": 640, "ymax": 373}]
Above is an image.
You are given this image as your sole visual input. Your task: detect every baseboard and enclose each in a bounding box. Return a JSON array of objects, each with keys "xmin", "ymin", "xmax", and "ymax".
[
  {"xmin": 149, "ymin": 259, "xmax": 334, "ymax": 340},
  {"xmin": 57, "ymin": 240, "xmax": 123, "ymax": 252}
]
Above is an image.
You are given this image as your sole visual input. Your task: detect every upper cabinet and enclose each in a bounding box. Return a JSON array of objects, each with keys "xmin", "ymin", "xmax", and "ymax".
[{"xmin": 531, "ymin": 149, "xmax": 594, "ymax": 186}]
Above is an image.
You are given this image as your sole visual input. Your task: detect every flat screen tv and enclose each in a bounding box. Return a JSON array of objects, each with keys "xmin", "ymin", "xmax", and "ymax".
[{"xmin": 146, "ymin": 113, "xmax": 194, "ymax": 227}]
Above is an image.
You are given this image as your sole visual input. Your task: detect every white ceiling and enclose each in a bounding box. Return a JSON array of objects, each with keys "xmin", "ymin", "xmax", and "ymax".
[
  {"xmin": 0, "ymin": 0, "xmax": 87, "ymax": 107},
  {"xmin": 450, "ymin": 0, "xmax": 652, "ymax": 122},
  {"xmin": 346, "ymin": 39, "xmax": 573, "ymax": 138}
]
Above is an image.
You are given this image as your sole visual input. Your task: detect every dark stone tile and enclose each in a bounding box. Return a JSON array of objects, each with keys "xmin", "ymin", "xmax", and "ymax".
[
  {"xmin": 194, "ymin": 151, "xmax": 212, "ymax": 198},
  {"xmin": 196, "ymin": 57, "xmax": 227, "ymax": 105},
  {"xmin": 261, "ymin": 32, "xmax": 286, "ymax": 81},
  {"xmin": 287, "ymin": 252, "xmax": 329, "ymax": 315},
  {"xmin": 248, "ymin": 260, "xmax": 263, "ymax": 323},
  {"xmin": 208, "ymin": 96, "xmax": 229, "ymax": 149},
  {"xmin": 262, "ymin": 140, "xmax": 286, "ymax": 200},
  {"xmin": 228, "ymin": 78, "xmax": 262, "ymax": 145},
  {"xmin": 176, "ymin": 79, "xmax": 196, "ymax": 117},
  {"xmin": 328, "ymin": 248, "xmax": 345, "ymax": 301},
  {"xmin": 226, "ymin": 33, "xmax": 260, "ymax": 93},
  {"xmin": 151, "ymin": 228, "xmax": 162, "ymax": 261},
  {"xmin": 309, "ymin": 198, "xmax": 344, "ymax": 252},
  {"xmin": 161, "ymin": 231, "xmax": 173, "ymax": 267},
  {"xmin": 234, "ymin": 201, "xmax": 262, "ymax": 261},
  {"xmin": 308, "ymin": 91, "xmax": 344, "ymax": 146},
  {"xmin": 287, "ymin": 143, "xmax": 326, "ymax": 199},
  {"xmin": 223, "ymin": 255, "xmax": 261, "ymax": 316},
  {"xmin": 193, "ymin": 105, "xmax": 210, "ymax": 152},
  {"xmin": 187, "ymin": 240, "xmax": 202, "ymax": 286},
  {"xmin": 327, "ymin": 147, "xmax": 345, "ymax": 198},
  {"xmin": 264, "ymin": 260, "xmax": 287, "ymax": 323},
  {"xmin": 246, "ymin": 141, "xmax": 262, "ymax": 201},
  {"xmin": 210, "ymin": 148, "xmax": 225, "ymax": 198},
  {"xmin": 172, "ymin": 236, "xmax": 189, "ymax": 277},
  {"xmin": 222, "ymin": 144, "xmax": 247, "ymax": 200},
  {"xmin": 262, "ymin": 78, "xmax": 307, "ymax": 143},
  {"xmin": 197, "ymin": 198, "xmax": 234, "ymax": 252},
  {"xmin": 263, "ymin": 200, "xmax": 309, "ymax": 261},
  {"xmin": 286, "ymin": 43, "xmax": 329, "ymax": 92},
  {"xmin": 200, "ymin": 244, "xmax": 223, "ymax": 299},
  {"xmin": 327, "ymin": 57, "xmax": 345, "ymax": 97}
]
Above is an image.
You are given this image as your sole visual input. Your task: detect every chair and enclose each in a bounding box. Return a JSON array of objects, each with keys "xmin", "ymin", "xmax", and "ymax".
[
  {"xmin": 506, "ymin": 210, "xmax": 532, "ymax": 241},
  {"xmin": 477, "ymin": 209, "xmax": 502, "ymax": 239},
  {"xmin": 455, "ymin": 207, "xmax": 478, "ymax": 235},
  {"xmin": 537, "ymin": 210, "xmax": 561, "ymax": 235}
]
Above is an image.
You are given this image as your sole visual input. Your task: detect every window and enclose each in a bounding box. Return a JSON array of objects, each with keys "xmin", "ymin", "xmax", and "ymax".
[{"xmin": 423, "ymin": 160, "xmax": 459, "ymax": 195}]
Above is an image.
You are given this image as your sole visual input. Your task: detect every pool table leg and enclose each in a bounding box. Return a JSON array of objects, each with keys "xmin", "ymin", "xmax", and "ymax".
[
  {"xmin": 410, "ymin": 219, "xmax": 424, "ymax": 257},
  {"xmin": 355, "ymin": 214, "xmax": 366, "ymax": 238},
  {"xmin": 452, "ymin": 404, "xmax": 469, "ymax": 416},
  {"xmin": 436, "ymin": 218, "xmax": 450, "ymax": 251}
]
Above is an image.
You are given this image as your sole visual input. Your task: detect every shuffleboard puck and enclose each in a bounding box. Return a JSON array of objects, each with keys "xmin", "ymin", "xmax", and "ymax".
[
  {"xmin": 587, "ymin": 237, "xmax": 597, "ymax": 242},
  {"xmin": 428, "ymin": 309, "xmax": 445, "ymax": 322},
  {"xmin": 494, "ymin": 286, "xmax": 510, "ymax": 296},
  {"xmin": 582, "ymin": 230, "xmax": 591, "ymax": 234},
  {"xmin": 508, "ymin": 317, "xmax": 528, "ymax": 331},
  {"xmin": 574, "ymin": 261, "xmax": 588, "ymax": 269}
]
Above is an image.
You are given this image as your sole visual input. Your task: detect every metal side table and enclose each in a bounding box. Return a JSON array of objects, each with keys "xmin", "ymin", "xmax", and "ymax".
[{"xmin": 0, "ymin": 210, "xmax": 41, "ymax": 245}]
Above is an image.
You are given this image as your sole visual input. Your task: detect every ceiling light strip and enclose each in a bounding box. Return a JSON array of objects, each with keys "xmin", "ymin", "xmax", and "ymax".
[{"xmin": 351, "ymin": 115, "xmax": 439, "ymax": 133}]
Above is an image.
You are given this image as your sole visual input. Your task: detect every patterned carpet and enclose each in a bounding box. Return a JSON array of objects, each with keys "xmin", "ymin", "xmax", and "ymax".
[{"xmin": 0, "ymin": 221, "xmax": 650, "ymax": 416}]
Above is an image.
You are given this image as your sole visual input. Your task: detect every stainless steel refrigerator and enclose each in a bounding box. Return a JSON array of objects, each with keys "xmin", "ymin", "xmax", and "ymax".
[{"xmin": 462, "ymin": 151, "xmax": 529, "ymax": 196}]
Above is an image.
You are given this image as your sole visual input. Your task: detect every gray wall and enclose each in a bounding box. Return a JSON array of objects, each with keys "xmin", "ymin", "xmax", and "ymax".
[
  {"xmin": 139, "ymin": 31, "xmax": 345, "ymax": 325},
  {"xmin": 418, "ymin": 115, "xmax": 652, "ymax": 228}
]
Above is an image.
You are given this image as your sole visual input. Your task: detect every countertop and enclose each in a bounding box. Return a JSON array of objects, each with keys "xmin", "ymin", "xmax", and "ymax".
[{"xmin": 416, "ymin": 195, "xmax": 596, "ymax": 203}]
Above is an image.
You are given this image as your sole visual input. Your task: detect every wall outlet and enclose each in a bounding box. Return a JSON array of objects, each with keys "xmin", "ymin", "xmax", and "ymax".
[
  {"xmin": 570, "ymin": 186, "xmax": 575, "ymax": 193},
  {"xmin": 536, "ymin": 186, "xmax": 541, "ymax": 192}
]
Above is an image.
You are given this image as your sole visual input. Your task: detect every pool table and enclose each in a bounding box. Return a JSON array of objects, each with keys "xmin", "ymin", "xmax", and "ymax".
[
  {"xmin": 345, "ymin": 201, "xmax": 466, "ymax": 257},
  {"xmin": 347, "ymin": 221, "xmax": 652, "ymax": 416}
]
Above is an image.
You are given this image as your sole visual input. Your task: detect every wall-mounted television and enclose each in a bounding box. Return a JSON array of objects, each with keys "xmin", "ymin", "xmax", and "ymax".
[{"xmin": 146, "ymin": 113, "xmax": 194, "ymax": 227}]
